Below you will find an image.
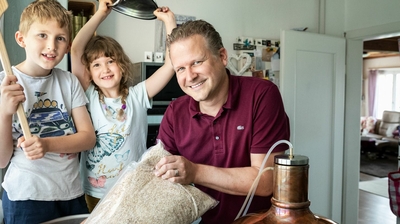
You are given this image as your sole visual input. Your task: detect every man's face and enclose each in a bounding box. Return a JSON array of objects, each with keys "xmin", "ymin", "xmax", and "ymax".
[
  {"xmin": 16, "ymin": 20, "xmax": 70, "ymax": 73},
  {"xmin": 169, "ymin": 35, "xmax": 228, "ymax": 103}
]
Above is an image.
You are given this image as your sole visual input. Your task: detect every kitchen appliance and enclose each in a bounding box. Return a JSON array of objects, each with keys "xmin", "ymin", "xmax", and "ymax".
[
  {"xmin": 132, "ymin": 62, "xmax": 185, "ymax": 109},
  {"xmin": 131, "ymin": 62, "xmax": 185, "ymax": 148},
  {"xmin": 110, "ymin": 0, "xmax": 158, "ymax": 20}
]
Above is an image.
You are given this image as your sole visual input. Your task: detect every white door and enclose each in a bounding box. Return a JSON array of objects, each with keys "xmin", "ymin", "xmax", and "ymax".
[{"xmin": 280, "ymin": 30, "xmax": 345, "ymax": 223}]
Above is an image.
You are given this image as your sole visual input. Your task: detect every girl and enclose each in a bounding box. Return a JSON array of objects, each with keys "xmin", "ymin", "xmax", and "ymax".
[{"xmin": 71, "ymin": 0, "xmax": 176, "ymax": 212}]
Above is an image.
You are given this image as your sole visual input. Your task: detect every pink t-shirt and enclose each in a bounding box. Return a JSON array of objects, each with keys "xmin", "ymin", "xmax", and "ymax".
[{"xmin": 157, "ymin": 73, "xmax": 290, "ymax": 224}]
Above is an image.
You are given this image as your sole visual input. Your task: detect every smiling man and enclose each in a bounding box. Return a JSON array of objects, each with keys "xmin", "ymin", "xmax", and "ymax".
[{"xmin": 154, "ymin": 20, "xmax": 290, "ymax": 224}]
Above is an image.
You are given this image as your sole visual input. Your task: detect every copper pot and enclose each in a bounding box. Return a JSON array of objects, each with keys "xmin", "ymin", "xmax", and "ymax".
[{"xmin": 232, "ymin": 154, "xmax": 337, "ymax": 224}]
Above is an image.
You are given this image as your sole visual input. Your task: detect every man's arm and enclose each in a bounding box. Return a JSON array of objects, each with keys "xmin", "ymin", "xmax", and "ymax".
[
  {"xmin": 193, "ymin": 151, "xmax": 282, "ymax": 196},
  {"xmin": 155, "ymin": 151, "xmax": 283, "ymax": 196}
]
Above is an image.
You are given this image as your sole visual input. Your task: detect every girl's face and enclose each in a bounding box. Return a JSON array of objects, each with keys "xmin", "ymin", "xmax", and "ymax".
[{"xmin": 89, "ymin": 56, "xmax": 122, "ymax": 96}]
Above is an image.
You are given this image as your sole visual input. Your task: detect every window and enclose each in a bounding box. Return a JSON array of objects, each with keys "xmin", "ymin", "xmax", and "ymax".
[{"xmin": 375, "ymin": 68, "xmax": 400, "ymax": 118}]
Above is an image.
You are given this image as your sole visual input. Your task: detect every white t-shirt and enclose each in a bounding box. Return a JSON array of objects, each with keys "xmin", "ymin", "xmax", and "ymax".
[
  {"xmin": 80, "ymin": 82, "xmax": 151, "ymax": 199},
  {"xmin": 0, "ymin": 67, "xmax": 88, "ymax": 201}
]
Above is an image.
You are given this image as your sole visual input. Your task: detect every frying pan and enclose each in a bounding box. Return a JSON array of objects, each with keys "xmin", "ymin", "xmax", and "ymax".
[{"xmin": 0, "ymin": 0, "xmax": 31, "ymax": 138}]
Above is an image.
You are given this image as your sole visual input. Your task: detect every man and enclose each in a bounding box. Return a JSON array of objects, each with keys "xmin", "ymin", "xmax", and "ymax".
[{"xmin": 154, "ymin": 20, "xmax": 290, "ymax": 224}]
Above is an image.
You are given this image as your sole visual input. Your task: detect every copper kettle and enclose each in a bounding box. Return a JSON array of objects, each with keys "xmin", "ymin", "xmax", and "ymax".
[{"xmin": 232, "ymin": 154, "xmax": 338, "ymax": 224}]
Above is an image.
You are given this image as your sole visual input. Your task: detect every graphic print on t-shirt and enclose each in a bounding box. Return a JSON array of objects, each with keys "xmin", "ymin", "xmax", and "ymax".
[
  {"xmin": 88, "ymin": 175, "xmax": 106, "ymax": 188},
  {"xmin": 86, "ymin": 128, "xmax": 125, "ymax": 169},
  {"xmin": 25, "ymin": 92, "xmax": 76, "ymax": 138}
]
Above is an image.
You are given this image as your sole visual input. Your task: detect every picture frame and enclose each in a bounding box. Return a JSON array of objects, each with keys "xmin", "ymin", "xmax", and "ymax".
[
  {"xmin": 144, "ymin": 51, "xmax": 153, "ymax": 62},
  {"xmin": 154, "ymin": 52, "xmax": 164, "ymax": 62}
]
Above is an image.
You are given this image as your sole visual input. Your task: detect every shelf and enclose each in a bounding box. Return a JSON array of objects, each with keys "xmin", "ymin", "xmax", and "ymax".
[{"xmin": 68, "ymin": 0, "xmax": 96, "ymax": 18}]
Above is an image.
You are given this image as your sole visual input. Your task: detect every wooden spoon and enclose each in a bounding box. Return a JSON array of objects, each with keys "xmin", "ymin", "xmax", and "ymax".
[{"xmin": 0, "ymin": 0, "xmax": 31, "ymax": 138}]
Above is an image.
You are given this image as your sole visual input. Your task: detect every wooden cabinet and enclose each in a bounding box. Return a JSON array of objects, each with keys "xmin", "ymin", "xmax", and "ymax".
[
  {"xmin": 66, "ymin": 0, "xmax": 96, "ymax": 71},
  {"xmin": 68, "ymin": 0, "xmax": 96, "ymax": 18},
  {"xmin": 68, "ymin": 0, "xmax": 96, "ymax": 40}
]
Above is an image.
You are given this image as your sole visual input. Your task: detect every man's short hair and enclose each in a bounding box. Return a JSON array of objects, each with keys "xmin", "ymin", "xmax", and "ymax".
[{"xmin": 167, "ymin": 20, "xmax": 224, "ymax": 57}]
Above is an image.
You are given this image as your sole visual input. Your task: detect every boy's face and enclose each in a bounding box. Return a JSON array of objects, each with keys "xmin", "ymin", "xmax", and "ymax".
[{"xmin": 16, "ymin": 20, "xmax": 70, "ymax": 72}]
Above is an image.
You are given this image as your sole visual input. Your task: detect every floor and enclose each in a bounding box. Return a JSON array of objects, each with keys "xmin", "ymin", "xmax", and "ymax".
[{"xmin": 359, "ymin": 172, "xmax": 398, "ymax": 224}]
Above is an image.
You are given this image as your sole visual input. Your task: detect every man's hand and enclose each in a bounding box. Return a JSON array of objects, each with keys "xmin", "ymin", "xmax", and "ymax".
[{"xmin": 154, "ymin": 155, "xmax": 198, "ymax": 185}]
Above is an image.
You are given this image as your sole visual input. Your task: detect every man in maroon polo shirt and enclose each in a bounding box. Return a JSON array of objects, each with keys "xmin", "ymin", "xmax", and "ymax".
[{"xmin": 154, "ymin": 20, "xmax": 290, "ymax": 224}]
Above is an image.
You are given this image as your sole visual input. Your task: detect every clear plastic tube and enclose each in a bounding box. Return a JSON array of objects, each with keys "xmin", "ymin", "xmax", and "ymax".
[{"xmin": 235, "ymin": 139, "xmax": 294, "ymax": 220}]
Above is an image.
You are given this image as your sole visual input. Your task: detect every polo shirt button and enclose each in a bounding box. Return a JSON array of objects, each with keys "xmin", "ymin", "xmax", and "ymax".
[{"xmin": 215, "ymin": 136, "xmax": 220, "ymax": 140}]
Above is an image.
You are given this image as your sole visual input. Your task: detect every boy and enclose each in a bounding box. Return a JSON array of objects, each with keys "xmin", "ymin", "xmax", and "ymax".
[{"xmin": 0, "ymin": 0, "xmax": 96, "ymax": 223}]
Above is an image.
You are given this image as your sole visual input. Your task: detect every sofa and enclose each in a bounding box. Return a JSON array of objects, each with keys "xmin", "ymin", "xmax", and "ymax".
[{"xmin": 361, "ymin": 110, "xmax": 400, "ymax": 155}]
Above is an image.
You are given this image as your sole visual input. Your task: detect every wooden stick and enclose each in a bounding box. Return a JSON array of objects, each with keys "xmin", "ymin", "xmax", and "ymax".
[{"xmin": 0, "ymin": 0, "xmax": 31, "ymax": 138}]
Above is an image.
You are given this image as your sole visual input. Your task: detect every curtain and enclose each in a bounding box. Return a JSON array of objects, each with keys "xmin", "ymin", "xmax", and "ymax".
[{"xmin": 368, "ymin": 70, "xmax": 377, "ymax": 117}]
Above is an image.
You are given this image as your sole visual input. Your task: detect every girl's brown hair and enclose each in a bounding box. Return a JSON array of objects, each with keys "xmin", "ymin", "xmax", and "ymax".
[{"xmin": 82, "ymin": 36, "xmax": 133, "ymax": 120}]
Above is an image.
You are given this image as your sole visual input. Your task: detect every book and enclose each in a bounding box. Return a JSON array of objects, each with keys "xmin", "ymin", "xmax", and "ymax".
[{"xmin": 73, "ymin": 14, "xmax": 82, "ymax": 40}]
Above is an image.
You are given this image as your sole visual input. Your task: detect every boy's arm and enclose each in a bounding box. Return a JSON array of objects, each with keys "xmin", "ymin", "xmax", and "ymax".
[
  {"xmin": 71, "ymin": 0, "xmax": 113, "ymax": 91},
  {"xmin": 20, "ymin": 106, "xmax": 95, "ymax": 160},
  {"xmin": 0, "ymin": 112, "xmax": 13, "ymax": 168},
  {"xmin": 0, "ymin": 75, "xmax": 25, "ymax": 168},
  {"xmin": 145, "ymin": 7, "xmax": 177, "ymax": 99}
]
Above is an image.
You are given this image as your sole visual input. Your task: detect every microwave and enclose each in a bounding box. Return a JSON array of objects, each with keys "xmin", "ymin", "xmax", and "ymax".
[{"xmin": 131, "ymin": 62, "xmax": 185, "ymax": 108}]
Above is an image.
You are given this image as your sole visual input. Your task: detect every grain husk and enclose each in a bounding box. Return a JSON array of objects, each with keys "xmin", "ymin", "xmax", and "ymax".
[{"xmin": 84, "ymin": 142, "xmax": 218, "ymax": 224}]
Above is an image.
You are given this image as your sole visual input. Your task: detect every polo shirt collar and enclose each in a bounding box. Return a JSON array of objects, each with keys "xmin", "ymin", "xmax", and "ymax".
[{"xmin": 188, "ymin": 69, "xmax": 238, "ymax": 118}]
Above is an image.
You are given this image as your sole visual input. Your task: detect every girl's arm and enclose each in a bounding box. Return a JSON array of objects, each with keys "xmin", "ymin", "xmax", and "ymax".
[
  {"xmin": 71, "ymin": 0, "xmax": 113, "ymax": 91},
  {"xmin": 145, "ymin": 7, "xmax": 177, "ymax": 98}
]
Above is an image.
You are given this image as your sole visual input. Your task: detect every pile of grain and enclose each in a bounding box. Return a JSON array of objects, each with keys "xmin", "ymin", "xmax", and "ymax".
[{"xmin": 85, "ymin": 142, "xmax": 218, "ymax": 224}]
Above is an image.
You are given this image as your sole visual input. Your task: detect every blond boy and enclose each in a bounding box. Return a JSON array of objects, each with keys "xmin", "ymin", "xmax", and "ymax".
[{"xmin": 0, "ymin": 0, "xmax": 95, "ymax": 223}]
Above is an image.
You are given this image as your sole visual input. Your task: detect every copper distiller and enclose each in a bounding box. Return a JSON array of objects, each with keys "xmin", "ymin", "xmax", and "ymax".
[{"xmin": 233, "ymin": 152, "xmax": 338, "ymax": 224}]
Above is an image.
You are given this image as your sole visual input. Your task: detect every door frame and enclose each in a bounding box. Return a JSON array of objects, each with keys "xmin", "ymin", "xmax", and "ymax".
[{"xmin": 344, "ymin": 22, "xmax": 400, "ymax": 224}]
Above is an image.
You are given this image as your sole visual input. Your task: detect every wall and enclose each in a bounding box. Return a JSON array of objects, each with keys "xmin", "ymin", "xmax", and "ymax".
[
  {"xmin": 2, "ymin": 0, "xmax": 346, "ymax": 70},
  {"xmin": 3, "ymin": 0, "xmax": 31, "ymax": 69},
  {"xmin": 345, "ymin": 0, "xmax": 400, "ymax": 32},
  {"xmin": 96, "ymin": 0, "xmax": 332, "ymax": 63},
  {"xmin": 361, "ymin": 56, "xmax": 400, "ymax": 116},
  {"xmin": 363, "ymin": 56, "xmax": 400, "ymax": 78}
]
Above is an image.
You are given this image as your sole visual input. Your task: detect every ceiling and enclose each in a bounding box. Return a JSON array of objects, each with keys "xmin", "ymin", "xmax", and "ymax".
[{"xmin": 363, "ymin": 36, "xmax": 400, "ymax": 58}]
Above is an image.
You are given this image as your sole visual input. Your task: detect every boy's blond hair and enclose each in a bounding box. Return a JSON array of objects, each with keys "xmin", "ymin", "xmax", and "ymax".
[{"xmin": 19, "ymin": 0, "xmax": 72, "ymax": 41}]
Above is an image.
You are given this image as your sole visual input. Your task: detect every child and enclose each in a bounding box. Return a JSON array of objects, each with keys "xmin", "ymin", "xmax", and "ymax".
[
  {"xmin": 0, "ymin": 0, "xmax": 96, "ymax": 223},
  {"xmin": 70, "ymin": 0, "xmax": 177, "ymax": 212}
]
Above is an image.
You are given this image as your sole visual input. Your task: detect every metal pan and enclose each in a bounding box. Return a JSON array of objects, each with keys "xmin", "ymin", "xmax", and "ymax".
[{"xmin": 111, "ymin": 0, "xmax": 158, "ymax": 20}]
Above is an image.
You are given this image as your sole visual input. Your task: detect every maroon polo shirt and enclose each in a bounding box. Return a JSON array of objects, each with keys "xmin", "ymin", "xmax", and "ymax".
[{"xmin": 157, "ymin": 72, "xmax": 290, "ymax": 224}]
